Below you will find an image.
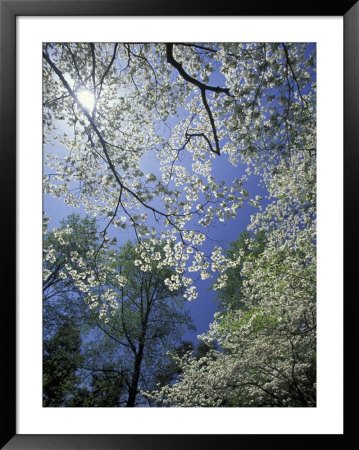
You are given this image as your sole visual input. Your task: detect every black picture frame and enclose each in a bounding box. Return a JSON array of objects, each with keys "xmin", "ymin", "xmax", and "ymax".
[{"xmin": 1, "ymin": 1, "xmax": 356, "ymax": 448}]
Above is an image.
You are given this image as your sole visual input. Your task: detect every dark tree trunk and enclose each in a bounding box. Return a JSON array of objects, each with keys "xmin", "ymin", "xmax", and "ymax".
[
  {"xmin": 126, "ymin": 341, "xmax": 145, "ymax": 407},
  {"xmin": 125, "ymin": 283, "xmax": 152, "ymax": 407}
]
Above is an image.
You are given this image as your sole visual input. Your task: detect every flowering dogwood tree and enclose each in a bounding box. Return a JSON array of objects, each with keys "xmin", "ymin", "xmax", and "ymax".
[
  {"xmin": 43, "ymin": 42, "xmax": 316, "ymax": 305},
  {"xmin": 143, "ymin": 147, "xmax": 316, "ymax": 407}
]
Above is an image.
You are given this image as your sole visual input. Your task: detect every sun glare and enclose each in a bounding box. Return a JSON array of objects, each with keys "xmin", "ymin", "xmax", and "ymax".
[{"xmin": 77, "ymin": 90, "xmax": 95, "ymax": 112}]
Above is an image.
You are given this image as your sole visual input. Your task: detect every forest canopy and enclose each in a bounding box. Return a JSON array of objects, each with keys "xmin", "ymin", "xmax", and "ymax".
[{"xmin": 43, "ymin": 42, "xmax": 316, "ymax": 407}]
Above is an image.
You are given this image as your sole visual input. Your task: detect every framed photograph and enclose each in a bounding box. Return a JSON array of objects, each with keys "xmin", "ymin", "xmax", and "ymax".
[{"xmin": 1, "ymin": 1, "xmax": 356, "ymax": 448}]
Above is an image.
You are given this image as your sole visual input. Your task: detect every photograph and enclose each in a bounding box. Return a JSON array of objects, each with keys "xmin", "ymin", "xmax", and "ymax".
[{"xmin": 42, "ymin": 42, "xmax": 317, "ymax": 408}]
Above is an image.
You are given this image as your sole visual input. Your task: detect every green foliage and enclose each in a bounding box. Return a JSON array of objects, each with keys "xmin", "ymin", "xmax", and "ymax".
[
  {"xmin": 43, "ymin": 226, "xmax": 194, "ymax": 407},
  {"xmin": 214, "ymin": 230, "xmax": 267, "ymax": 309},
  {"xmin": 43, "ymin": 321, "xmax": 83, "ymax": 406},
  {"xmin": 68, "ymin": 365, "xmax": 126, "ymax": 407},
  {"xmin": 217, "ymin": 306, "xmax": 283, "ymax": 338},
  {"xmin": 43, "ymin": 214, "xmax": 100, "ymax": 335},
  {"xmin": 80, "ymin": 240, "xmax": 195, "ymax": 407}
]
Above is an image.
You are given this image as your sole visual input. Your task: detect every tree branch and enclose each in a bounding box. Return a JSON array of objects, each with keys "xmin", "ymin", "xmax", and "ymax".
[{"xmin": 166, "ymin": 43, "xmax": 234, "ymax": 156}]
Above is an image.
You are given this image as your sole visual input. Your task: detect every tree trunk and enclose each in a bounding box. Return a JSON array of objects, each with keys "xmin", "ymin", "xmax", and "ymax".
[{"xmin": 126, "ymin": 341, "xmax": 145, "ymax": 407}]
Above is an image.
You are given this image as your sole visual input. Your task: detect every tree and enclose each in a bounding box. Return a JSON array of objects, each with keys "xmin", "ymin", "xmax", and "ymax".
[
  {"xmin": 43, "ymin": 42, "xmax": 316, "ymax": 300},
  {"xmin": 68, "ymin": 364, "xmax": 127, "ymax": 407},
  {"xmin": 43, "ymin": 227, "xmax": 195, "ymax": 407},
  {"xmin": 77, "ymin": 240, "xmax": 194, "ymax": 407},
  {"xmin": 143, "ymin": 148, "xmax": 316, "ymax": 407},
  {"xmin": 43, "ymin": 320, "xmax": 83, "ymax": 406}
]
